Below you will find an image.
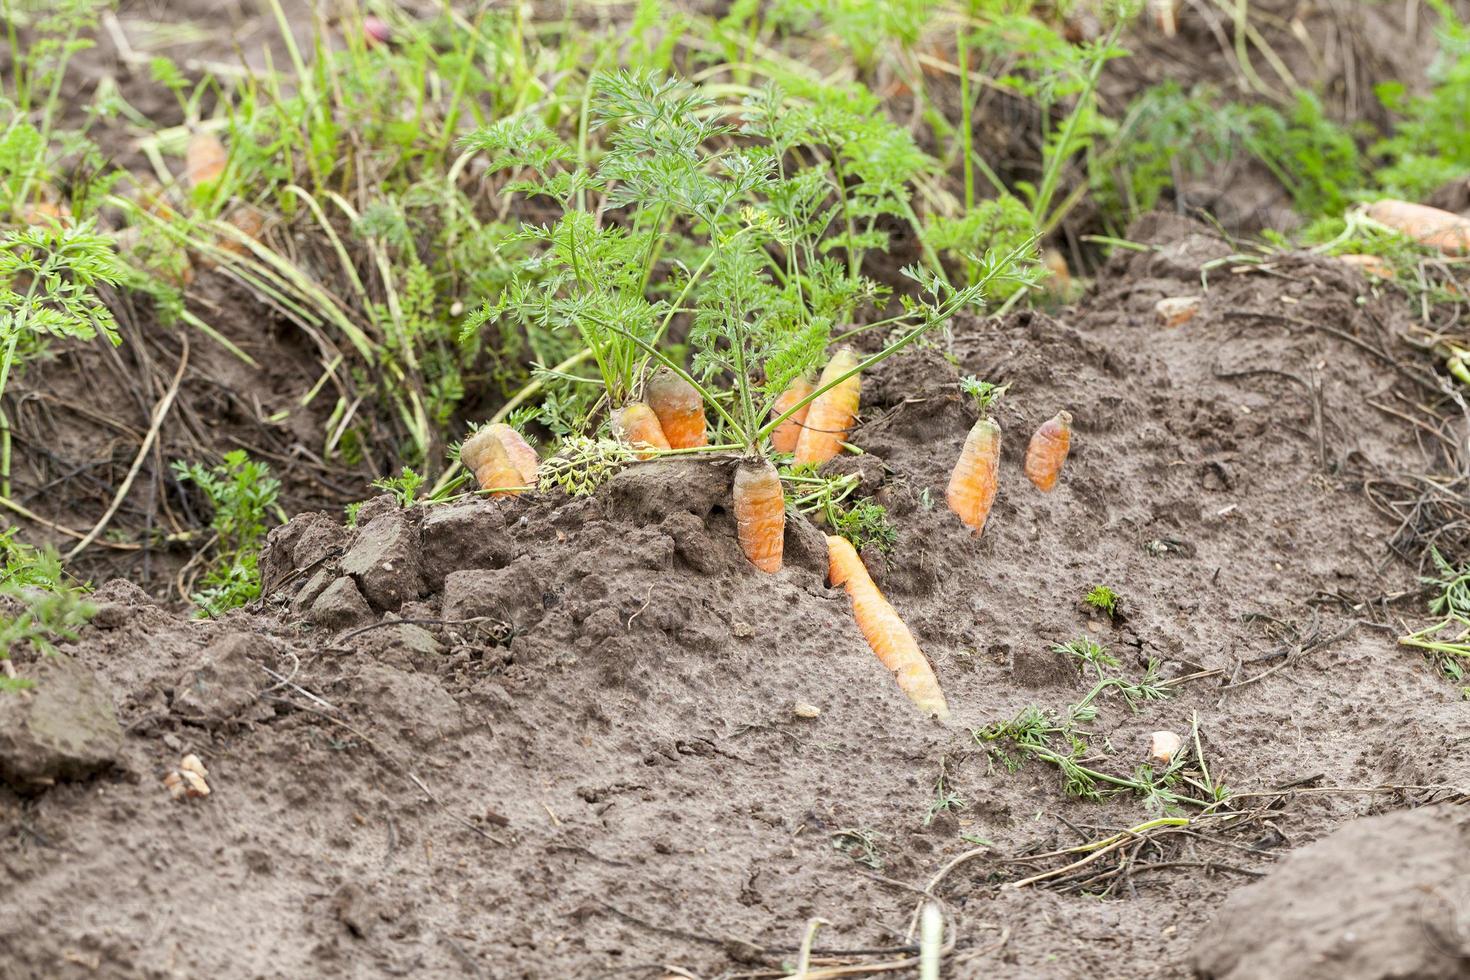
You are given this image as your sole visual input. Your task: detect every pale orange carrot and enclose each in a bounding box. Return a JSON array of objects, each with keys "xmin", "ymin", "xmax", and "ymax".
[
  {"xmin": 612, "ymin": 402, "xmax": 671, "ymax": 459},
  {"xmin": 1041, "ymin": 248, "xmax": 1071, "ymax": 291},
  {"xmin": 733, "ymin": 458, "xmax": 784, "ymax": 573},
  {"xmin": 946, "ymin": 416, "xmax": 1001, "ymax": 534},
  {"xmin": 1367, "ymin": 200, "xmax": 1470, "ymax": 254},
  {"xmin": 794, "ymin": 349, "xmax": 861, "ymax": 467},
  {"xmin": 185, "ymin": 132, "xmax": 228, "ymax": 188},
  {"xmin": 460, "ymin": 428, "xmax": 525, "ymax": 496},
  {"xmin": 1024, "ymin": 411, "xmax": 1072, "ymax": 492},
  {"xmin": 486, "ymin": 423, "xmax": 539, "ymax": 485},
  {"xmin": 645, "ymin": 367, "xmax": 707, "ymax": 449},
  {"xmin": 18, "ymin": 199, "xmax": 70, "ymax": 227},
  {"xmin": 827, "ymin": 535, "xmax": 949, "ymax": 719},
  {"xmin": 769, "ymin": 374, "xmax": 813, "ymax": 455},
  {"xmin": 1336, "ymin": 253, "xmax": 1395, "ymax": 278}
]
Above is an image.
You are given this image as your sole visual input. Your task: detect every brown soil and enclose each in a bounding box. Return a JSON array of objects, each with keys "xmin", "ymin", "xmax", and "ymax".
[{"xmin": 4, "ymin": 216, "xmax": 1467, "ymax": 978}]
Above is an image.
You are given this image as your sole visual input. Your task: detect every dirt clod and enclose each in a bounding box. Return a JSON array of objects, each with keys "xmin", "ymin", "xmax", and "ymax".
[
  {"xmin": 1193, "ymin": 805, "xmax": 1470, "ymax": 979},
  {"xmin": 0, "ymin": 654, "xmax": 122, "ymax": 793},
  {"xmin": 307, "ymin": 576, "xmax": 373, "ymax": 630},
  {"xmin": 340, "ymin": 512, "xmax": 426, "ymax": 612},
  {"xmin": 172, "ymin": 632, "xmax": 268, "ymax": 726}
]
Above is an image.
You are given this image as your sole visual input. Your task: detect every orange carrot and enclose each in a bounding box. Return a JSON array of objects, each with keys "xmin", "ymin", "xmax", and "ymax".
[
  {"xmin": 1024, "ymin": 411, "xmax": 1072, "ymax": 492},
  {"xmin": 769, "ymin": 374, "xmax": 813, "ymax": 455},
  {"xmin": 460, "ymin": 429, "xmax": 525, "ymax": 496},
  {"xmin": 486, "ymin": 423, "xmax": 539, "ymax": 485},
  {"xmin": 1336, "ymin": 253, "xmax": 1395, "ymax": 279},
  {"xmin": 946, "ymin": 416, "xmax": 1001, "ymax": 534},
  {"xmin": 1367, "ymin": 200, "xmax": 1470, "ymax": 254},
  {"xmin": 1041, "ymin": 248, "xmax": 1071, "ymax": 292},
  {"xmin": 733, "ymin": 458, "xmax": 784, "ymax": 573},
  {"xmin": 794, "ymin": 349, "xmax": 861, "ymax": 467},
  {"xmin": 185, "ymin": 132, "xmax": 228, "ymax": 188},
  {"xmin": 645, "ymin": 368, "xmax": 707, "ymax": 449},
  {"xmin": 612, "ymin": 402, "xmax": 671, "ymax": 459},
  {"xmin": 826, "ymin": 535, "xmax": 949, "ymax": 719}
]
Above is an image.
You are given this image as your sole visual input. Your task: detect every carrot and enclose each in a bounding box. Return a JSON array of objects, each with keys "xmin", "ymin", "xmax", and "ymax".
[
  {"xmin": 1024, "ymin": 411, "xmax": 1072, "ymax": 492},
  {"xmin": 460, "ymin": 429, "xmax": 525, "ymax": 496},
  {"xmin": 645, "ymin": 367, "xmax": 707, "ymax": 449},
  {"xmin": 794, "ymin": 349, "xmax": 861, "ymax": 467},
  {"xmin": 826, "ymin": 535, "xmax": 949, "ymax": 719},
  {"xmin": 611, "ymin": 402, "xmax": 671, "ymax": 459},
  {"xmin": 185, "ymin": 132, "xmax": 228, "ymax": 188},
  {"xmin": 946, "ymin": 416, "xmax": 1001, "ymax": 534},
  {"xmin": 733, "ymin": 458, "xmax": 784, "ymax": 573},
  {"xmin": 1367, "ymin": 200, "xmax": 1470, "ymax": 254},
  {"xmin": 769, "ymin": 374, "xmax": 813, "ymax": 455},
  {"xmin": 486, "ymin": 423, "xmax": 539, "ymax": 485},
  {"xmin": 1041, "ymin": 248, "xmax": 1071, "ymax": 292},
  {"xmin": 1336, "ymin": 253, "xmax": 1395, "ymax": 279}
]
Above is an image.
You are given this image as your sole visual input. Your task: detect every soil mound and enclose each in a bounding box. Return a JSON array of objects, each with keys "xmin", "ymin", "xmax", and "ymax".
[{"xmin": 1193, "ymin": 804, "xmax": 1470, "ymax": 980}]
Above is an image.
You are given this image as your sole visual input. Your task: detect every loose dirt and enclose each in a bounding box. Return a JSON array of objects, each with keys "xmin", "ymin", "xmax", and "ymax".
[{"xmin": 3, "ymin": 215, "xmax": 1467, "ymax": 979}]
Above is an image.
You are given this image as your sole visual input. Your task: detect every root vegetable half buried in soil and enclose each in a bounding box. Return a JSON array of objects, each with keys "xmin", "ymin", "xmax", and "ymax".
[
  {"xmin": 826, "ymin": 535, "xmax": 949, "ymax": 719},
  {"xmin": 946, "ymin": 416, "xmax": 1001, "ymax": 535},
  {"xmin": 733, "ymin": 458, "xmax": 785, "ymax": 573},
  {"xmin": 645, "ymin": 367, "xmax": 707, "ymax": 450},
  {"xmin": 611, "ymin": 402, "xmax": 671, "ymax": 459},
  {"xmin": 184, "ymin": 131, "xmax": 227, "ymax": 187},
  {"xmin": 460, "ymin": 428, "xmax": 527, "ymax": 496},
  {"xmin": 1024, "ymin": 411, "xmax": 1072, "ymax": 492},
  {"xmin": 794, "ymin": 349, "xmax": 861, "ymax": 467},
  {"xmin": 1366, "ymin": 200, "xmax": 1470, "ymax": 254},
  {"xmin": 485, "ymin": 423, "xmax": 540, "ymax": 485},
  {"xmin": 769, "ymin": 374, "xmax": 813, "ymax": 455}
]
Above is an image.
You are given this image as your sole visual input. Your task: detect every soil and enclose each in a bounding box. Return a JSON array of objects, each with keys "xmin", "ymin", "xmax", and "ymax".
[{"xmin": 3, "ymin": 214, "xmax": 1468, "ymax": 979}]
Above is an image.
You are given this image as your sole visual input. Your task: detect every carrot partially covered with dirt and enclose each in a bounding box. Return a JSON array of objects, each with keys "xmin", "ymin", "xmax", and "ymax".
[
  {"xmin": 486, "ymin": 423, "xmax": 539, "ymax": 485},
  {"xmin": 734, "ymin": 459, "xmax": 785, "ymax": 573},
  {"xmin": 827, "ymin": 535, "xmax": 949, "ymax": 719},
  {"xmin": 612, "ymin": 403, "xmax": 671, "ymax": 458},
  {"xmin": 1024, "ymin": 411, "xmax": 1072, "ymax": 492},
  {"xmin": 794, "ymin": 349, "xmax": 861, "ymax": 467},
  {"xmin": 947, "ymin": 417, "xmax": 1001, "ymax": 534},
  {"xmin": 460, "ymin": 428, "xmax": 527, "ymax": 496},
  {"xmin": 646, "ymin": 367, "xmax": 707, "ymax": 449},
  {"xmin": 1366, "ymin": 200, "xmax": 1470, "ymax": 254},
  {"xmin": 769, "ymin": 374, "xmax": 813, "ymax": 455},
  {"xmin": 185, "ymin": 131, "xmax": 228, "ymax": 188}
]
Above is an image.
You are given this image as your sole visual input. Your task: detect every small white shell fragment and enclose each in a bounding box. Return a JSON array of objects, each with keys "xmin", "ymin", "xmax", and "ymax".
[
  {"xmin": 1149, "ymin": 730, "xmax": 1184, "ymax": 767},
  {"xmin": 163, "ymin": 770, "xmax": 187, "ymax": 800},
  {"xmin": 180, "ymin": 770, "xmax": 211, "ymax": 797},
  {"xmin": 180, "ymin": 754, "xmax": 208, "ymax": 778},
  {"xmin": 792, "ymin": 702, "xmax": 821, "ymax": 719},
  {"xmin": 1155, "ymin": 296, "xmax": 1201, "ymax": 328}
]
